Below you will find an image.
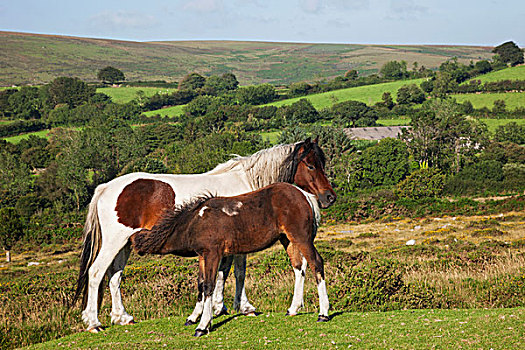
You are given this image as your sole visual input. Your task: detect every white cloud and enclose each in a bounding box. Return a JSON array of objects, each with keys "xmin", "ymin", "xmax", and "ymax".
[
  {"xmin": 183, "ymin": 0, "xmax": 224, "ymax": 12},
  {"xmin": 89, "ymin": 10, "xmax": 157, "ymax": 30},
  {"xmin": 387, "ymin": 0, "xmax": 428, "ymax": 20}
]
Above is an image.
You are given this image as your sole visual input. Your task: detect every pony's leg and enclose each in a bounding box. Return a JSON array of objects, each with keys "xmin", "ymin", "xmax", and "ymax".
[
  {"xmin": 82, "ymin": 239, "xmax": 128, "ymax": 332},
  {"xmin": 285, "ymin": 244, "xmax": 307, "ymax": 316},
  {"xmin": 107, "ymin": 243, "xmax": 134, "ymax": 326},
  {"xmin": 233, "ymin": 254, "xmax": 256, "ymax": 315},
  {"xmin": 212, "ymin": 256, "xmax": 233, "ymax": 316},
  {"xmin": 295, "ymin": 243, "xmax": 330, "ymax": 322},
  {"xmin": 195, "ymin": 253, "xmax": 220, "ymax": 337},
  {"xmin": 185, "ymin": 263, "xmax": 205, "ymax": 325}
]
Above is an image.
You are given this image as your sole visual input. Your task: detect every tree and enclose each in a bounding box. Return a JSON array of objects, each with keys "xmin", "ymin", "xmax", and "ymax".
[
  {"xmin": 46, "ymin": 77, "xmax": 96, "ymax": 108},
  {"xmin": 492, "ymin": 41, "xmax": 524, "ymax": 67},
  {"xmin": 396, "ymin": 84, "xmax": 425, "ymax": 105},
  {"xmin": 281, "ymin": 99, "xmax": 319, "ymax": 123},
  {"xmin": 402, "ymin": 99, "xmax": 488, "ymax": 173},
  {"xmin": 97, "ymin": 66, "xmax": 125, "ymax": 84},
  {"xmin": 360, "ymin": 138, "xmax": 410, "ymax": 187},
  {"xmin": 7, "ymin": 86, "xmax": 43, "ymax": 119},
  {"xmin": 179, "ymin": 73, "xmax": 206, "ymax": 90},
  {"xmin": 380, "ymin": 92, "xmax": 394, "ymax": 110},
  {"xmin": 236, "ymin": 84, "xmax": 276, "ymax": 105},
  {"xmin": 380, "ymin": 61, "xmax": 408, "ymax": 80},
  {"xmin": 332, "ymin": 100, "xmax": 378, "ymax": 128},
  {"xmin": 0, "ymin": 207, "xmax": 24, "ymax": 263},
  {"xmin": 203, "ymin": 73, "xmax": 239, "ymax": 95},
  {"xmin": 344, "ymin": 69, "xmax": 358, "ymax": 80},
  {"xmin": 494, "ymin": 122, "xmax": 525, "ymax": 145}
]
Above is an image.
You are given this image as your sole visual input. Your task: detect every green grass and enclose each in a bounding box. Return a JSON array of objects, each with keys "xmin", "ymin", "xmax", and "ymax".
[
  {"xmin": 2, "ymin": 129, "xmax": 51, "ymax": 143},
  {"xmin": 143, "ymin": 104, "xmax": 186, "ymax": 118},
  {"xmin": 451, "ymin": 92, "xmax": 525, "ymax": 110},
  {"xmin": 266, "ymin": 79, "xmax": 427, "ymax": 109},
  {"xmin": 377, "ymin": 119, "xmax": 410, "ymax": 126},
  {"xmin": 259, "ymin": 130, "xmax": 280, "ymax": 144},
  {"xmin": 469, "ymin": 65, "xmax": 525, "ymax": 83},
  {"xmin": 480, "ymin": 118, "xmax": 525, "ymax": 132},
  {"xmin": 28, "ymin": 308, "xmax": 525, "ymax": 349},
  {"xmin": 97, "ymin": 87, "xmax": 178, "ymax": 104}
]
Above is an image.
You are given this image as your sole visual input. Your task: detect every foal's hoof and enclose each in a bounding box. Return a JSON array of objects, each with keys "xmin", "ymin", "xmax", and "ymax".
[
  {"xmin": 184, "ymin": 319, "xmax": 196, "ymax": 326},
  {"xmin": 215, "ymin": 308, "xmax": 229, "ymax": 317},
  {"xmin": 317, "ymin": 315, "xmax": 330, "ymax": 322},
  {"xmin": 193, "ymin": 329, "xmax": 208, "ymax": 337},
  {"xmin": 125, "ymin": 320, "xmax": 136, "ymax": 326},
  {"xmin": 244, "ymin": 311, "xmax": 257, "ymax": 317},
  {"xmin": 87, "ymin": 326, "xmax": 104, "ymax": 333},
  {"xmin": 285, "ymin": 311, "xmax": 296, "ymax": 317}
]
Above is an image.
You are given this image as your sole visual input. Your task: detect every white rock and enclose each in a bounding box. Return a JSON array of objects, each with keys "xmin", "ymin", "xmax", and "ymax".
[
  {"xmin": 27, "ymin": 262, "xmax": 40, "ymax": 266},
  {"xmin": 406, "ymin": 239, "xmax": 416, "ymax": 246}
]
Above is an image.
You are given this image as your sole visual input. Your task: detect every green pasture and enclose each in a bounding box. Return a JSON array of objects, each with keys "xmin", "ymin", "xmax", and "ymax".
[
  {"xmin": 143, "ymin": 104, "xmax": 186, "ymax": 118},
  {"xmin": 30, "ymin": 308, "xmax": 524, "ymax": 349},
  {"xmin": 451, "ymin": 92, "xmax": 525, "ymax": 110},
  {"xmin": 97, "ymin": 87, "xmax": 178, "ymax": 104},
  {"xmin": 266, "ymin": 79, "xmax": 427, "ymax": 109},
  {"xmin": 468, "ymin": 65, "xmax": 525, "ymax": 83},
  {"xmin": 3, "ymin": 129, "xmax": 52, "ymax": 143}
]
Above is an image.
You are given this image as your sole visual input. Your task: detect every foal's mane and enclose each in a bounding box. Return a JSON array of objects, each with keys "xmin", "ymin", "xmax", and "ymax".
[
  {"xmin": 131, "ymin": 195, "xmax": 212, "ymax": 255},
  {"xmin": 205, "ymin": 140, "xmax": 326, "ymax": 190}
]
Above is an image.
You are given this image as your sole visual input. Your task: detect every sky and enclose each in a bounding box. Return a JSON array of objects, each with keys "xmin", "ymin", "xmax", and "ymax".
[{"xmin": 1, "ymin": 0, "xmax": 524, "ymax": 46}]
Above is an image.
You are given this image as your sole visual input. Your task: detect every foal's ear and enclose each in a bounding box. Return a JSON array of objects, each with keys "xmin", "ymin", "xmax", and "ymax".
[
  {"xmin": 304, "ymin": 137, "xmax": 311, "ymax": 145},
  {"xmin": 313, "ymin": 136, "xmax": 319, "ymax": 144}
]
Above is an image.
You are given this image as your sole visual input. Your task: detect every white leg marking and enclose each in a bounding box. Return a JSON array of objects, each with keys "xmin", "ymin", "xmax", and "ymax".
[
  {"xmin": 108, "ymin": 246, "xmax": 134, "ymax": 325},
  {"xmin": 317, "ymin": 279, "xmax": 330, "ymax": 317},
  {"xmin": 187, "ymin": 297, "xmax": 205, "ymax": 323},
  {"xmin": 213, "ymin": 271, "xmax": 226, "ymax": 315},
  {"xmin": 196, "ymin": 296, "xmax": 214, "ymax": 332},
  {"xmin": 287, "ymin": 257, "xmax": 307, "ymax": 315},
  {"xmin": 234, "ymin": 255, "xmax": 256, "ymax": 314}
]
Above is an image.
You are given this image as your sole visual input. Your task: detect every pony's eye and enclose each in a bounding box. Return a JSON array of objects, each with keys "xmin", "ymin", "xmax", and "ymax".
[{"xmin": 306, "ymin": 163, "xmax": 315, "ymax": 170}]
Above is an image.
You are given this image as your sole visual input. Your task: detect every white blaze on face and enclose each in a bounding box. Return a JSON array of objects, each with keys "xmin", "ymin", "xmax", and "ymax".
[
  {"xmin": 222, "ymin": 201, "xmax": 243, "ymax": 216},
  {"xmin": 199, "ymin": 206, "xmax": 208, "ymax": 217}
]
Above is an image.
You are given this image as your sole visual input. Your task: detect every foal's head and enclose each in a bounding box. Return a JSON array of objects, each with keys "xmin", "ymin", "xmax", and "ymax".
[{"xmin": 291, "ymin": 138, "xmax": 336, "ymax": 209}]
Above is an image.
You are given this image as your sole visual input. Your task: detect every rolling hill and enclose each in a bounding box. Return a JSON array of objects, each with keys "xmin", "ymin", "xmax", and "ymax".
[{"xmin": 0, "ymin": 31, "xmax": 493, "ymax": 86}]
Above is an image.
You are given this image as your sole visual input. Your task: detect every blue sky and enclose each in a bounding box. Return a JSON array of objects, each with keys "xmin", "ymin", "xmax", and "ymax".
[{"xmin": 1, "ymin": 0, "xmax": 523, "ymax": 46}]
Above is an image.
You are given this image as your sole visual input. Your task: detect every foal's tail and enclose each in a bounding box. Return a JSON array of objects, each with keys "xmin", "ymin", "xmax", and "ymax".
[{"xmin": 71, "ymin": 184, "xmax": 107, "ymax": 310}]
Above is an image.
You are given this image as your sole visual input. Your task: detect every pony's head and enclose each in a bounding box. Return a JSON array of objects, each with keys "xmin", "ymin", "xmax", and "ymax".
[{"xmin": 288, "ymin": 138, "xmax": 336, "ymax": 209}]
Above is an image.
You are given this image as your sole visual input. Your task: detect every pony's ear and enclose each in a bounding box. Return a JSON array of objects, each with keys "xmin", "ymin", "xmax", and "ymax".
[
  {"xmin": 313, "ymin": 136, "xmax": 319, "ymax": 144},
  {"xmin": 304, "ymin": 137, "xmax": 311, "ymax": 145}
]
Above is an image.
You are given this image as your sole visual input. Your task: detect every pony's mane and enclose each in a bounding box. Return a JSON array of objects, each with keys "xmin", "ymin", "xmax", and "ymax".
[
  {"xmin": 131, "ymin": 195, "xmax": 212, "ymax": 255},
  {"xmin": 205, "ymin": 140, "xmax": 326, "ymax": 190}
]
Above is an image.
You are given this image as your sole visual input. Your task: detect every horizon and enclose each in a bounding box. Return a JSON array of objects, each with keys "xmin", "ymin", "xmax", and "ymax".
[{"xmin": 1, "ymin": 1, "xmax": 523, "ymax": 47}]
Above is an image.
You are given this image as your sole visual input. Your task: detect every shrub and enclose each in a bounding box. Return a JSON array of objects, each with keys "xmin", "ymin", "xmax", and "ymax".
[{"xmin": 395, "ymin": 168, "xmax": 446, "ymax": 199}]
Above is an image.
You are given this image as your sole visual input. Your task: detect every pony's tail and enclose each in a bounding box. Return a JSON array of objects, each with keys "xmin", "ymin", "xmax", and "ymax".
[{"xmin": 71, "ymin": 184, "xmax": 107, "ymax": 310}]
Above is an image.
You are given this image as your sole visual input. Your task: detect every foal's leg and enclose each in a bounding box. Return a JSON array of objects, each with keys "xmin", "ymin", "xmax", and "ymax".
[
  {"xmin": 185, "ymin": 261, "xmax": 205, "ymax": 326},
  {"xmin": 212, "ymin": 256, "xmax": 233, "ymax": 316},
  {"xmin": 233, "ymin": 254, "xmax": 256, "ymax": 315},
  {"xmin": 107, "ymin": 243, "xmax": 134, "ymax": 326},
  {"xmin": 281, "ymin": 240, "xmax": 307, "ymax": 316},
  {"xmin": 295, "ymin": 243, "xmax": 330, "ymax": 322},
  {"xmin": 195, "ymin": 253, "xmax": 220, "ymax": 337}
]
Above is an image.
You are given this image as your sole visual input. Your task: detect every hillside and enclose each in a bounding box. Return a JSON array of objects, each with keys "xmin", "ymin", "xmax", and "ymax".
[{"xmin": 0, "ymin": 31, "xmax": 493, "ymax": 86}]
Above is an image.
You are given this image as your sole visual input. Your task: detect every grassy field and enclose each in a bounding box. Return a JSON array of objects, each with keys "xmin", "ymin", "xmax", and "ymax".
[
  {"xmin": 2, "ymin": 207, "xmax": 525, "ymax": 349},
  {"xmin": 451, "ymin": 92, "xmax": 525, "ymax": 110},
  {"xmin": 0, "ymin": 31, "xmax": 494, "ymax": 86},
  {"xmin": 267, "ymin": 79, "xmax": 427, "ymax": 109},
  {"xmin": 143, "ymin": 104, "xmax": 186, "ymax": 118},
  {"xmin": 468, "ymin": 65, "xmax": 525, "ymax": 83},
  {"xmin": 97, "ymin": 87, "xmax": 178, "ymax": 104},
  {"xmin": 28, "ymin": 308, "xmax": 525, "ymax": 349}
]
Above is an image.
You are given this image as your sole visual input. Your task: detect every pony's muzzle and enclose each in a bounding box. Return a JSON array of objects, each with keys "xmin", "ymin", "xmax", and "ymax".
[{"xmin": 318, "ymin": 191, "xmax": 336, "ymax": 208}]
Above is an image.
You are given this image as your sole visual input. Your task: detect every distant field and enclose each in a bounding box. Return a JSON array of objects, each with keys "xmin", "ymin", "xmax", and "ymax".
[
  {"xmin": 3, "ymin": 129, "xmax": 51, "ymax": 143},
  {"xmin": 97, "ymin": 87, "xmax": 178, "ymax": 104},
  {"xmin": 267, "ymin": 78, "xmax": 427, "ymax": 109},
  {"xmin": 0, "ymin": 31, "xmax": 493, "ymax": 86},
  {"xmin": 451, "ymin": 92, "xmax": 525, "ymax": 110},
  {"xmin": 143, "ymin": 104, "xmax": 186, "ymax": 118},
  {"xmin": 467, "ymin": 65, "xmax": 525, "ymax": 83}
]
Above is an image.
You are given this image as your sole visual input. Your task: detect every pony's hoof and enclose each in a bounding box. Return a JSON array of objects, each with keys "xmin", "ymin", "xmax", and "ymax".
[
  {"xmin": 317, "ymin": 315, "xmax": 330, "ymax": 322},
  {"xmin": 285, "ymin": 311, "xmax": 296, "ymax": 316},
  {"xmin": 87, "ymin": 326, "xmax": 104, "ymax": 333},
  {"xmin": 125, "ymin": 320, "xmax": 136, "ymax": 326},
  {"xmin": 193, "ymin": 329, "xmax": 208, "ymax": 337},
  {"xmin": 215, "ymin": 308, "xmax": 229, "ymax": 317},
  {"xmin": 184, "ymin": 319, "xmax": 196, "ymax": 326},
  {"xmin": 245, "ymin": 311, "xmax": 257, "ymax": 317}
]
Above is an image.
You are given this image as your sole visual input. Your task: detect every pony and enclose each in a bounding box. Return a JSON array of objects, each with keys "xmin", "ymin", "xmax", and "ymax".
[
  {"xmin": 73, "ymin": 138, "xmax": 336, "ymax": 332},
  {"xmin": 131, "ymin": 182, "xmax": 330, "ymax": 336}
]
